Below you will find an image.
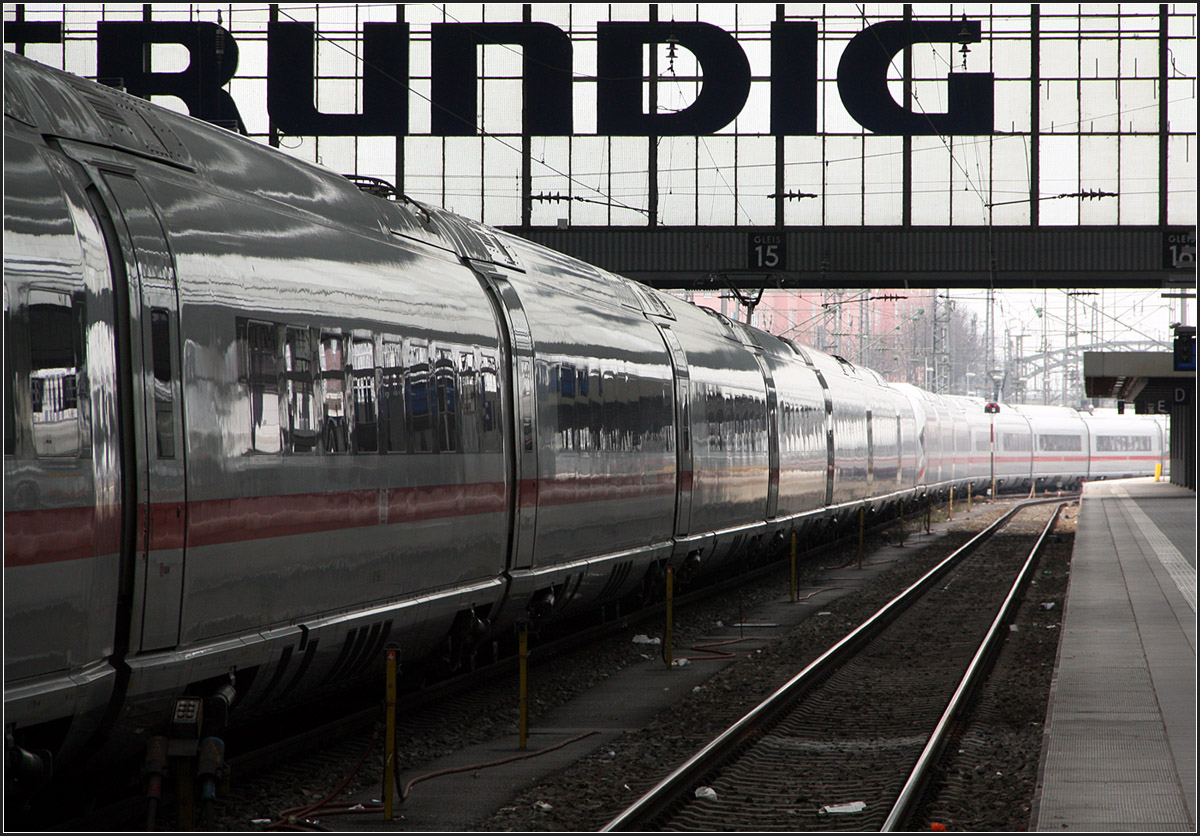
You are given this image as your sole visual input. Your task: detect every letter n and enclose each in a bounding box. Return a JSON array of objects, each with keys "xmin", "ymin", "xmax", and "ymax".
[
  {"xmin": 268, "ymin": 22, "xmax": 409, "ymax": 136},
  {"xmin": 430, "ymin": 23, "xmax": 572, "ymax": 136}
]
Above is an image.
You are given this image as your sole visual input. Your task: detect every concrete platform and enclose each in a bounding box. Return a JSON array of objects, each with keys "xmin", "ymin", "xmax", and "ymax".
[{"xmin": 1032, "ymin": 477, "xmax": 1197, "ymax": 832}]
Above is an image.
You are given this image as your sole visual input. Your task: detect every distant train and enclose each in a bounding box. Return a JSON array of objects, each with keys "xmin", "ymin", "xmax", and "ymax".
[{"xmin": 3, "ymin": 51, "xmax": 1167, "ymax": 789}]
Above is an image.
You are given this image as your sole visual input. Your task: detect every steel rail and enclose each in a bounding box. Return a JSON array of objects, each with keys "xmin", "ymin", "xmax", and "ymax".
[
  {"xmin": 881, "ymin": 499, "xmax": 1069, "ymax": 830},
  {"xmin": 601, "ymin": 495, "xmax": 1069, "ymax": 832}
]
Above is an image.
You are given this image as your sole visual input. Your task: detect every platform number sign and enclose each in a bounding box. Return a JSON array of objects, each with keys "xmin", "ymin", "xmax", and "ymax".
[
  {"xmin": 748, "ymin": 233, "xmax": 785, "ymax": 270},
  {"xmin": 1165, "ymin": 228, "xmax": 1196, "ymax": 269}
]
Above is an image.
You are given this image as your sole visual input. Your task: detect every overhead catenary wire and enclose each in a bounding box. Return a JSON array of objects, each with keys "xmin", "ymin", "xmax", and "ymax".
[{"xmin": 18, "ymin": 6, "xmax": 1193, "ymax": 223}]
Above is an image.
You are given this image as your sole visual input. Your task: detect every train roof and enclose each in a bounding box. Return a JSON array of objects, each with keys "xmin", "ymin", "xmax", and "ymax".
[{"xmin": 4, "ymin": 51, "xmax": 542, "ymax": 276}]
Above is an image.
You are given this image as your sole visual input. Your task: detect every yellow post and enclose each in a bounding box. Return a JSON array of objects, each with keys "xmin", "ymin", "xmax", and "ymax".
[
  {"xmin": 949, "ymin": 486, "xmax": 954, "ymax": 521},
  {"xmin": 857, "ymin": 507, "xmax": 865, "ymax": 569},
  {"xmin": 789, "ymin": 533, "xmax": 797, "ymax": 603},
  {"xmin": 518, "ymin": 622, "xmax": 529, "ymax": 750},
  {"xmin": 664, "ymin": 567, "xmax": 674, "ymax": 668},
  {"xmin": 384, "ymin": 646, "xmax": 398, "ymax": 820},
  {"xmin": 1155, "ymin": 462, "xmax": 1162, "ymax": 482},
  {"xmin": 968, "ymin": 482, "xmax": 972, "ymax": 512}
]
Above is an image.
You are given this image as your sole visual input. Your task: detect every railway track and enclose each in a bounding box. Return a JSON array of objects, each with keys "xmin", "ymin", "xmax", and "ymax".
[{"xmin": 602, "ymin": 497, "xmax": 1068, "ymax": 832}]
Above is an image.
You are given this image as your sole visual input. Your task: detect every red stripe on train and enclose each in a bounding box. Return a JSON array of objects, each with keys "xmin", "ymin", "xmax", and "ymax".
[
  {"xmin": 3, "ymin": 506, "xmax": 110, "ymax": 567},
  {"xmin": 5, "ymin": 473, "xmax": 677, "ymax": 567}
]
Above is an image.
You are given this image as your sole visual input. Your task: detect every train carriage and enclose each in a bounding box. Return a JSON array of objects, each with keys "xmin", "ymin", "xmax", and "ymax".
[
  {"xmin": 1081, "ymin": 412, "xmax": 1166, "ymax": 482},
  {"xmin": 748, "ymin": 334, "xmax": 828, "ymax": 540},
  {"xmin": 647, "ymin": 299, "xmax": 772, "ymax": 577},
  {"xmin": 893, "ymin": 383, "xmax": 937, "ymax": 495},
  {"xmin": 944, "ymin": 395, "xmax": 1034, "ymax": 495},
  {"xmin": 991, "ymin": 404, "xmax": 1035, "ymax": 492},
  {"xmin": 1012, "ymin": 404, "xmax": 1091, "ymax": 490},
  {"xmin": 803, "ymin": 351, "xmax": 871, "ymax": 514},
  {"xmin": 469, "ymin": 226, "xmax": 678, "ymax": 626}
]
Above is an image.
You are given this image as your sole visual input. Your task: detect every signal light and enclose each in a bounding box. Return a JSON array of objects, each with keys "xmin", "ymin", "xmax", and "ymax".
[
  {"xmin": 984, "ymin": 402, "xmax": 1000, "ymax": 414},
  {"xmin": 1174, "ymin": 330, "xmax": 1196, "ymax": 372}
]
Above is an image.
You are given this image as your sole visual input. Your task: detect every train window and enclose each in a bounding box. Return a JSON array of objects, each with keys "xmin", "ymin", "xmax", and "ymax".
[
  {"xmin": 379, "ymin": 338, "xmax": 405, "ymax": 453},
  {"xmin": 351, "ymin": 339, "xmax": 377, "ymax": 453},
  {"xmin": 459, "ymin": 350, "xmax": 479, "ymax": 454},
  {"xmin": 865, "ymin": 409, "xmax": 874, "ymax": 477},
  {"xmin": 560, "ymin": 362, "xmax": 575, "ymax": 399},
  {"xmin": 575, "ymin": 366, "xmax": 591, "ymax": 451},
  {"xmin": 459, "ymin": 351, "xmax": 477, "ymax": 413},
  {"xmin": 589, "ymin": 368, "xmax": 601, "ymax": 451},
  {"xmin": 150, "ymin": 308, "xmax": 175, "ymax": 458},
  {"xmin": 647, "ymin": 376, "xmax": 670, "ymax": 453},
  {"xmin": 406, "ymin": 339, "xmax": 433, "ymax": 453},
  {"xmin": 1002, "ymin": 432, "xmax": 1032, "ymax": 451},
  {"xmin": 283, "ymin": 327, "xmax": 317, "ymax": 453},
  {"xmin": 676, "ymin": 379, "xmax": 688, "ymax": 455},
  {"xmin": 4, "ymin": 288, "xmax": 14, "ymax": 456},
  {"xmin": 1096, "ymin": 435, "xmax": 1151, "ymax": 452},
  {"xmin": 1038, "ymin": 433, "xmax": 1082, "ymax": 452},
  {"xmin": 434, "ymin": 347, "xmax": 458, "ymax": 453},
  {"xmin": 601, "ymin": 368, "xmax": 616, "ymax": 451},
  {"xmin": 708, "ymin": 386, "xmax": 725, "ymax": 452},
  {"xmin": 779, "ymin": 402, "xmax": 792, "ymax": 453},
  {"xmin": 244, "ymin": 320, "xmax": 280, "ymax": 454},
  {"xmin": 28, "ymin": 289, "xmax": 83, "ymax": 458},
  {"xmin": 558, "ymin": 362, "xmax": 574, "ymax": 451},
  {"xmin": 612, "ymin": 371, "xmax": 627, "ymax": 452},
  {"xmin": 479, "ymin": 352, "xmax": 501, "ymax": 453},
  {"xmin": 320, "ymin": 332, "xmax": 348, "ymax": 453}
]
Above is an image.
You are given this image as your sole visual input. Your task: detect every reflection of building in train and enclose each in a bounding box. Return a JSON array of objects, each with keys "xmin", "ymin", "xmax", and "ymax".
[{"xmin": 30, "ymin": 366, "xmax": 79, "ymax": 457}]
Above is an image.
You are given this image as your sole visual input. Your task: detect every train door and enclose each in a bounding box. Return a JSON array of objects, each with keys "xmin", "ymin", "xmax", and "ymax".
[
  {"xmin": 811, "ymin": 368, "xmax": 835, "ymax": 506},
  {"xmin": 865, "ymin": 409, "xmax": 875, "ymax": 490},
  {"xmin": 473, "ymin": 264, "xmax": 537, "ymax": 570},
  {"xmin": 751, "ymin": 352, "xmax": 780, "ymax": 519},
  {"xmin": 94, "ymin": 171, "xmax": 186, "ymax": 653},
  {"xmin": 655, "ymin": 325, "xmax": 693, "ymax": 537}
]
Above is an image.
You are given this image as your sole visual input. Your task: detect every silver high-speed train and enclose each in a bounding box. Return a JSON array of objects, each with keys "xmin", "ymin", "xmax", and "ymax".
[{"xmin": 3, "ymin": 51, "xmax": 1167, "ymax": 786}]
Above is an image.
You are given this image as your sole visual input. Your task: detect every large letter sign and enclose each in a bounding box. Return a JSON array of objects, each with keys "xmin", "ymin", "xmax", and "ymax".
[
  {"xmin": 268, "ymin": 22, "xmax": 409, "ymax": 137},
  {"xmin": 97, "ymin": 22, "xmax": 245, "ymax": 133},
  {"xmin": 837, "ymin": 20, "xmax": 993, "ymax": 135},
  {"xmin": 20, "ymin": 16, "xmax": 998, "ymax": 139},
  {"xmin": 431, "ymin": 23, "xmax": 573, "ymax": 136},
  {"xmin": 597, "ymin": 22, "xmax": 752, "ymax": 136},
  {"xmin": 771, "ymin": 22, "xmax": 818, "ymax": 136}
]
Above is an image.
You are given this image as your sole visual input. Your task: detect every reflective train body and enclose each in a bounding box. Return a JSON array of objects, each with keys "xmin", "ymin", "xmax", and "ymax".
[{"xmin": 2, "ymin": 53, "xmax": 1167, "ymax": 782}]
